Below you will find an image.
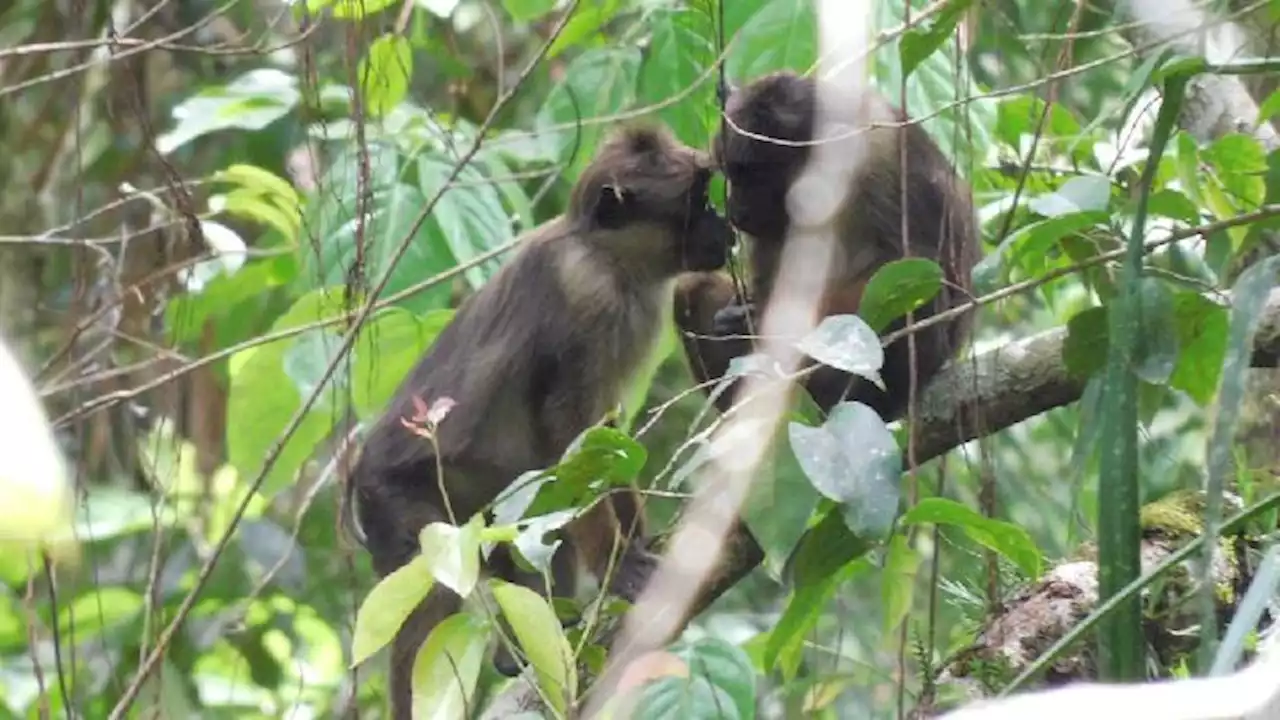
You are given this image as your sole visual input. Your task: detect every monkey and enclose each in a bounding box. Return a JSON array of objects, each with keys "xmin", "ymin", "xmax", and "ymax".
[
  {"xmin": 346, "ymin": 124, "xmax": 734, "ymax": 719},
  {"xmin": 674, "ymin": 70, "xmax": 980, "ymax": 422}
]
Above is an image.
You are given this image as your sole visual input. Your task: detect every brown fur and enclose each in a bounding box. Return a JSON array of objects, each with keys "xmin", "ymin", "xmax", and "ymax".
[
  {"xmin": 675, "ymin": 71, "xmax": 980, "ymax": 420},
  {"xmin": 348, "ymin": 125, "xmax": 733, "ymax": 718}
]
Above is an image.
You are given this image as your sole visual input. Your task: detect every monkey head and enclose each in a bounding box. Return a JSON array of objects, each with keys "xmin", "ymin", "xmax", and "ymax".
[
  {"xmin": 569, "ymin": 125, "xmax": 735, "ymax": 275},
  {"xmin": 714, "ymin": 71, "xmax": 818, "ymax": 240}
]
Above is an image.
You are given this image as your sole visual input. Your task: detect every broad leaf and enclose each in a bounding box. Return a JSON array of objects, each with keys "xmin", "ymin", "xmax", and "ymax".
[
  {"xmin": 788, "ymin": 401, "xmax": 901, "ymax": 538},
  {"xmin": 359, "ymin": 34, "xmax": 412, "ymax": 117},
  {"xmin": 859, "ymin": 258, "xmax": 945, "ymax": 333},
  {"xmin": 634, "ymin": 638, "xmax": 757, "ymax": 720},
  {"xmin": 491, "ymin": 580, "xmax": 578, "ymax": 713},
  {"xmin": 900, "ymin": 497, "xmax": 1043, "ymax": 578},
  {"xmin": 794, "ymin": 315, "xmax": 884, "ymax": 380},
  {"xmin": 418, "ymin": 516, "xmax": 484, "ymax": 598},
  {"xmin": 350, "ymin": 555, "xmax": 436, "ymax": 667},
  {"xmin": 411, "ymin": 613, "xmax": 491, "ymax": 720}
]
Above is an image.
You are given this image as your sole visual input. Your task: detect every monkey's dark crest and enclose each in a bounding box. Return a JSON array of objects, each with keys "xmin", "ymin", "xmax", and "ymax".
[
  {"xmin": 347, "ymin": 124, "xmax": 733, "ymax": 719},
  {"xmin": 677, "ymin": 70, "xmax": 980, "ymax": 421}
]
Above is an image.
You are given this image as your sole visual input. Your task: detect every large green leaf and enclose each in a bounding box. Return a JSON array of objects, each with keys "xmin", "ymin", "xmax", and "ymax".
[
  {"xmin": 225, "ymin": 289, "xmax": 352, "ymax": 495},
  {"xmin": 634, "ymin": 638, "xmax": 757, "ymax": 720},
  {"xmin": 491, "ymin": 580, "xmax": 578, "ymax": 713},
  {"xmin": 411, "ymin": 612, "xmax": 491, "ymax": 720},
  {"xmin": 350, "ymin": 555, "xmax": 436, "ymax": 667},
  {"xmin": 537, "ymin": 47, "xmax": 642, "ymax": 177},
  {"xmin": 725, "ymin": 0, "xmax": 815, "ymax": 80},
  {"xmin": 638, "ymin": 9, "xmax": 717, "ymax": 148}
]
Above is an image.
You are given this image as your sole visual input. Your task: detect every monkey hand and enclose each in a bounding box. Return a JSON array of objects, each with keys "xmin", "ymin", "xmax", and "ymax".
[
  {"xmin": 712, "ymin": 301, "xmax": 757, "ymax": 339},
  {"xmin": 608, "ymin": 547, "xmax": 660, "ymax": 603}
]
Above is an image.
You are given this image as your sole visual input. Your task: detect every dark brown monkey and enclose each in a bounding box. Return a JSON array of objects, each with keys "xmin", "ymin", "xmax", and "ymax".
[
  {"xmin": 675, "ymin": 70, "xmax": 979, "ymax": 421},
  {"xmin": 347, "ymin": 125, "xmax": 733, "ymax": 718}
]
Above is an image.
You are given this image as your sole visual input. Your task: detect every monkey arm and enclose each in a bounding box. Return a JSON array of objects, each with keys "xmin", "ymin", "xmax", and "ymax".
[{"xmin": 674, "ymin": 271, "xmax": 756, "ymax": 412}]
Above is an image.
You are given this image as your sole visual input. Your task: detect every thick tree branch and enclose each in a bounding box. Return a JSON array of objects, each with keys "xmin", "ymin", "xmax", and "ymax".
[{"xmin": 688, "ymin": 288, "xmax": 1280, "ymax": 632}]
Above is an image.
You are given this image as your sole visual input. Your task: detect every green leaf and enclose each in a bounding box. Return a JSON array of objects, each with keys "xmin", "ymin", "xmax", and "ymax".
[
  {"xmin": 638, "ymin": 9, "xmax": 717, "ymax": 148},
  {"xmin": 1170, "ymin": 293, "xmax": 1229, "ymax": 405},
  {"xmin": 1200, "ymin": 255, "xmax": 1280, "ymax": 666},
  {"xmin": 743, "ymin": 408, "xmax": 823, "ymax": 576},
  {"xmin": 411, "ymin": 612, "xmax": 491, "ymax": 720},
  {"xmin": 351, "ymin": 309, "xmax": 453, "ymax": 418},
  {"xmin": 501, "ymin": 0, "xmax": 555, "ymax": 22},
  {"xmin": 900, "ymin": 497, "xmax": 1043, "ymax": 578},
  {"xmin": 359, "ymin": 34, "xmax": 412, "ymax": 118},
  {"xmin": 786, "ymin": 507, "xmax": 874, "ymax": 588},
  {"xmin": 1259, "ymin": 87, "xmax": 1280, "ymax": 125},
  {"xmin": 225, "ymin": 289, "xmax": 351, "ymax": 495},
  {"xmin": 1029, "ymin": 176, "xmax": 1112, "ymax": 217},
  {"xmin": 898, "ymin": 0, "xmax": 974, "ymax": 78},
  {"xmin": 1132, "ymin": 278, "xmax": 1179, "ymax": 385},
  {"xmin": 537, "ymin": 47, "xmax": 642, "ymax": 177},
  {"xmin": 418, "ymin": 516, "xmax": 484, "ymax": 598},
  {"xmin": 881, "ymin": 533, "xmax": 922, "ymax": 635},
  {"xmin": 788, "ymin": 402, "xmax": 901, "ymax": 538},
  {"xmin": 546, "ymin": 1, "xmax": 623, "ymax": 58},
  {"xmin": 1063, "ymin": 306, "xmax": 1108, "ymax": 379},
  {"xmin": 418, "ymin": 152, "xmax": 515, "ymax": 290},
  {"xmin": 491, "ymin": 580, "xmax": 578, "ymax": 713},
  {"xmin": 859, "ymin": 258, "xmax": 945, "ymax": 333},
  {"xmin": 526, "ymin": 426, "xmax": 648, "ymax": 517},
  {"xmin": 634, "ymin": 638, "xmax": 757, "ymax": 720},
  {"xmin": 302, "ymin": 144, "xmax": 459, "ymax": 314},
  {"xmin": 310, "ymin": 0, "xmax": 399, "ymax": 19},
  {"xmin": 794, "ymin": 315, "xmax": 884, "ymax": 380},
  {"xmin": 725, "ymin": 0, "xmax": 816, "ymax": 80},
  {"xmin": 1203, "ymin": 134, "xmax": 1268, "ymax": 208},
  {"xmin": 767, "ymin": 511, "xmax": 870, "ymax": 676},
  {"xmin": 351, "ymin": 555, "xmax": 436, "ymax": 667},
  {"xmin": 156, "ymin": 69, "xmax": 300, "ymax": 154}
]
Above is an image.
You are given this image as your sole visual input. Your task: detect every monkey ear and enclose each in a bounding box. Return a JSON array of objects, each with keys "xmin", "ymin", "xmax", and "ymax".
[{"xmin": 593, "ymin": 184, "xmax": 630, "ymax": 229}]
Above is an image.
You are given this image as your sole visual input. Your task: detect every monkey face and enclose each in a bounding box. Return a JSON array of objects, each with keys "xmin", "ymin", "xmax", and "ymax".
[
  {"xmin": 714, "ymin": 71, "xmax": 817, "ymax": 241},
  {"xmin": 574, "ymin": 126, "xmax": 734, "ymax": 276}
]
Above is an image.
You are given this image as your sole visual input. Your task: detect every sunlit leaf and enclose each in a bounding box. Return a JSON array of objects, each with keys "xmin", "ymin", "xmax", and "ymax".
[
  {"xmin": 351, "ymin": 308, "xmax": 453, "ymax": 418},
  {"xmin": 411, "ymin": 612, "xmax": 491, "ymax": 720},
  {"xmin": 725, "ymin": 0, "xmax": 815, "ymax": 80},
  {"xmin": 157, "ymin": 69, "xmax": 299, "ymax": 154},
  {"xmin": 1029, "ymin": 176, "xmax": 1112, "ymax": 217},
  {"xmin": 638, "ymin": 9, "xmax": 716, "ymax": 147},
  {"xmin": 0, "ymin": 334, "xmax": 73, "ymax": 557},
  {"xmin": 360, "ymin": 34, "xmax": 412, "ymax": 117},
  {"xmin": 536, "ymin": 47, "xmax": 641, "ymax": 177},
  {"xmin": 419, "ymin": 516, "xmax": 484, "ymax": 598},
  {"xmin": 226, "ymin": 289, "xmax": 352, "ymax": 495},
  {"xmin": 899, "ymin": 0, "xmax": 974, "ymax": 78},
  {"xmin": 350, "ymin": 555, "xmax": 436, "ymax": 667},
  {"xmin": 491, "ymin": 580, "xmax": 578, "ymax": 713}
]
